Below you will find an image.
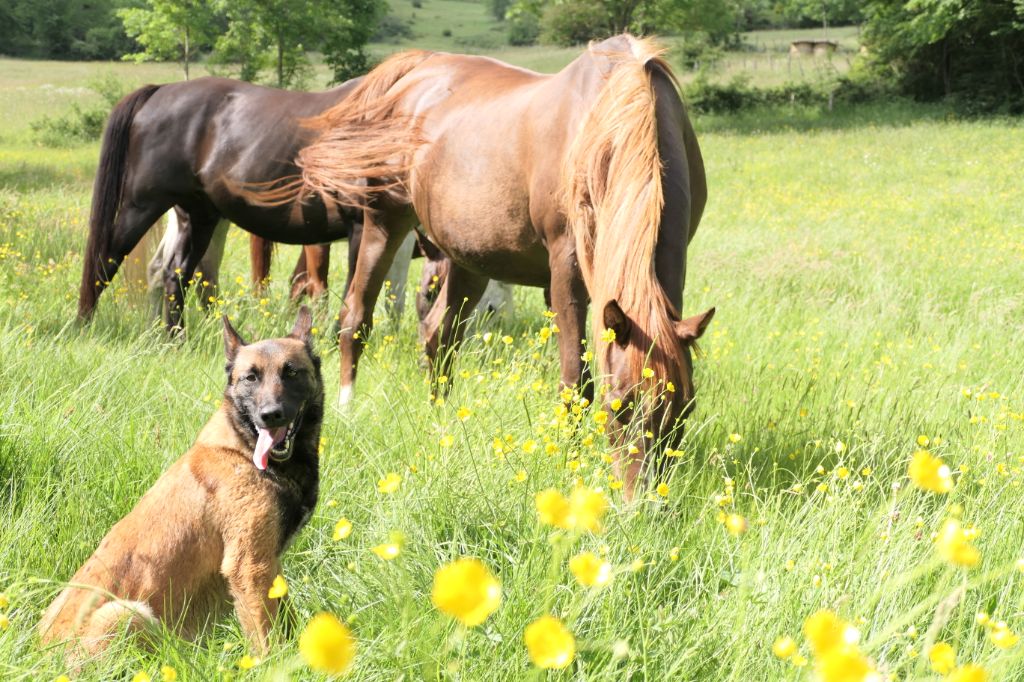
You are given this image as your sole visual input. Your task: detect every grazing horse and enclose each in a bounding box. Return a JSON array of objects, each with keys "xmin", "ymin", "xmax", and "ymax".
[
  {"xmin": 266, "ymin": 35, "xmax": 714, "ymax": 497},
  {"xmin": 77, "ymin": 76, "xmax": 413, "ymax": 331}
]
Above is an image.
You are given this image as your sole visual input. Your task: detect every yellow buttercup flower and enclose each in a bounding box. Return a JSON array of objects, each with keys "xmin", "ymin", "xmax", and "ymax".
[
  {"xmin": 237, "ymin": 655, "xmax": 259, "ymax": 670},
  {"xmin": 431, "ymin": 558, "xmax": 502, "ymax": 626},
  {"xmin": 802, "ymin": 610, "xmax": 875, "ymax": 682},
  {"xmin": 456, "ymin": 406, "xmax": 472, "ymax": 421},
  {"xmin": 929, "ymin": 641, "xmax": 956, "ymax": 674},
  {"xmin": 917, "ymin": 435, "xmax": 930, "ymax": 447},
  {"xmin": 815, "ymin": 644, "xmax": 873, "ymax": 682},
  {"xmin": 160, "ymin": 666, "xmax": 178, "ymax": 682},
  {"xmin": 0, "ymin": 614, "xmax": 8, "ymax": 630},
  {"xmin": 267, "ymin": 575, "xmax": 288, "ymax": 599},
  {"xmin": 132, "ymin": 673, "xmax": 151, "ymax": 682},
  {"xmin": 524, "ymin": 615, "xmax": 576, "ymax": 669},
  {"xmin": 656, "ymin": 482, "xmax": 669, "ymax": 497},
  {"xmin": 610, "ymin": 398, "xmax": 622, "ymax": 411},
  {"xmin": 988, "ymin": 621, "xmax": 1019, "ymax": 649},
  {"xmin": 728, "ymin": 433, "xmax": 742, "ymax": 443},
  {"xmin": 641, "ymin": 367, "xmax": 655, "ymax": 379},
  {"xmin": 333, "ymin": 518, "xmax": 353, "ymax": 541},
  {"xmin": 908, "ymin": 450, "xmax": 952, "ymax": 493},
  {"xmin": 54, "ymin": 677, "xmax": 71, "ymax": 682},
  {"xmin": 536, "ymin": 489, "xmax": 572, "ymax": 529},
  {"xmin": 724, "ymin": 513, "xmax": 747, "ymax": 537},
  {"xmin": 377, "ymin": 472, "xmax": 402, "ymax": 494},
  {"xmin": 600, "ymin": 328, "xmax": 616, "ymax": 343},
  {"xmin": 300, "ymin": 613, "xmax": 356, "ymax": 676},
  {"xmin": 372, "ymin": 543, "xmax": 401, "ymax": 560},
  {"xmin": 804, "ymin": 610, "xmax": 853, "ymax": 654},
  {"xmin": 568, "ymin": 485, "xmax": 607, "ymax": 532},
  {"xmin": 568, "ymin": 552, "xmax": 612, "ymax": 588},
  {"xmin": 948, "ymin": 665, "xmax": 988, "ymax": 682},
  {"xmin": 936, "ymin": 519, "xmax": 980, "ymax": 568},
  {"xmin": 772, "ymin": 635, "xmax": 797, "ymax": 660},
  {"xmin": 0, "ymin": 593, "xmax": 8, "ymax": 609}
]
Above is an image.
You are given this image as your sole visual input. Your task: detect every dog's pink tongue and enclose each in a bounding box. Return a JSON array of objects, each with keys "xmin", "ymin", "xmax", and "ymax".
[{"xmin": 253, "ymin": 427, "xmax": 287, "ymax": 470}]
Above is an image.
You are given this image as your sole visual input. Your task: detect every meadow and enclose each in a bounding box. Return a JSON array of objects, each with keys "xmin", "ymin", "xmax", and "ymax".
[{"xmin": 1, "ymin": 26, "xmax": 1024, "ymax": 682}]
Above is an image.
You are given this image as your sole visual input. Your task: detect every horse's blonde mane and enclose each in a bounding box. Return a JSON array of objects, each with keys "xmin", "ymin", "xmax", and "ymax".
[
  {"xmin": 562, "ymin": 35, "xmax": 690, "ymax": 403},
  {"xmin": 249, "ymin": 50, "xmax": 434, "ymax": 208}
]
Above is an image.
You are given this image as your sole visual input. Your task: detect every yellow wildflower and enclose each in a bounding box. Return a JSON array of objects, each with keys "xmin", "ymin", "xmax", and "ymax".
[
  {"xmin": 536, "ymin": 489, "xmax": 572, "ymax": 529},
  {"xmin": 431, "ymin": 558, "xmax": 502, "ymax": 627},
  {"xmin": 160, "ymin": 666, "xmax": 177, "ymax": 682},
  {"xmin": 299, "ymin": 613, "xmax": 356, "ymax": 676},
  {"xmin": 656, "ymin": 482, "xmax": 669, "ymax": 497},
  {"xmin": 929, "ymin": 642, "xmax": 956, "ymax": 674},
  {"xmin": 377, "ymin": 472, "xmax": 402, "ymax": 494},
  {"xmin": 568, "ymin": 552, "xmax": 612, "ymax": 588},
  {"xmin": 772, "ymin": 635, "xmax": 797, "ymax": 660},
  {"xmin": 600, "ymin": 328, "xmax": 616, "ymax": 343},
  {"xmin": 948, "ymin": 665, "xmax": 988, "ymax": 682},
  {"xmin": 132, "ymin": 673, "xmax": 151, "ymax": 682},
  {"xmin": 237, "ymin": 655, "xmax": 259, "ymax": 670},
  {"xmin": 569, "ymin": 485, "xmax": 607, "ymax": 532},
  {"xmin": 724, "ymin": 513, "xmax": 747, "ymax": 537},
  {"xmin": 524, "ymin": 615, "xmax": 575, "ymax": 669},
  {"xmin": 936, "ymin": 519, "xmax": 980, "ymax": 568},
  {"xmin": 988, "ymin": 621, "xmax": 1019, "ymax": 649},
  {"xmin": 728, "ymin": 433, "xmax": 742, "ymax": 443},
  {"xmin": 267, "ymin": 575, "xmax": 288, "ymax": 599},
  {"xmin": 333, "ymin": 518, "xmax": 353, "ymax": 541},
  {"xmin": 909, "ymin": 450, "xmax": 952, "ymax": 493}
]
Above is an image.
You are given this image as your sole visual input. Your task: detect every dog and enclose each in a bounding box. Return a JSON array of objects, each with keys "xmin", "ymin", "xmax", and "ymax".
[{"xmin": 40, "ymin": 307, "xmax": 323, "ymax": 659}]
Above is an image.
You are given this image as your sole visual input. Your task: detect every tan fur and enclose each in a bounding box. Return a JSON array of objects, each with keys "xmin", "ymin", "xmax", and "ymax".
[
  {"xmin": 249, "ymin": 50, "xmax": 435, "ymax": 209},
  {"xmin": 39, "ymin": 337, "xmax": 319, "ymax": 662},
  {"xmin": 562, "ymin": 37, "xmax": 692, "ymax": 411}
]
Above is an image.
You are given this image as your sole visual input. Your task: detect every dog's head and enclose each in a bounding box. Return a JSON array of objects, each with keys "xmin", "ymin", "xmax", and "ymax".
[{"xmin": 222, "ymin": 307, "xmax": 323, "ymax": 470}]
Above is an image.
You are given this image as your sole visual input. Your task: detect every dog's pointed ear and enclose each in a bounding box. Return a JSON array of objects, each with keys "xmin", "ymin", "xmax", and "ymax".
[
  {"xmin": 602, "ymin": 299, "xmax": 630, "ymax": 347},
  {"xmin": 222, "ymin": 315, "xmax": 246, "ymax": 367},
  {"xmin": 675, "ymin": 307, "xmax": 715, "ymax": 345},
  {"xmin": 289, "ymin": 305, "xmax": 313, "ymax": 347}
]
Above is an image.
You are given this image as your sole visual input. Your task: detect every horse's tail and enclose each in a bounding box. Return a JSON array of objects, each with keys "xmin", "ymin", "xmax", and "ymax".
[
  {"xmin": 247, "ymin": 50, "xmax": 435, "ymax": 209},
  {"xmin": 562, "ymin": 36, "xmax": 688, "ymax": 393},
  {"xmin": 78, "ymin": 84, "xmax": 161, "ymax": 321}
]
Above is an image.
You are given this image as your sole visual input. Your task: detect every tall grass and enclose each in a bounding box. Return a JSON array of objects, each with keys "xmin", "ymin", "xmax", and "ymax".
[{"xmin": 0, "ymin": 82, "xmax": 1022, "ymax": 679}]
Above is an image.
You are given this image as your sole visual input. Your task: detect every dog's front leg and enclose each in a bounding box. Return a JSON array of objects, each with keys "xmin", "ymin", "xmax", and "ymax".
[{"xmin": 222, "ymin": 545, "xmax": 280, "ymax": 654}]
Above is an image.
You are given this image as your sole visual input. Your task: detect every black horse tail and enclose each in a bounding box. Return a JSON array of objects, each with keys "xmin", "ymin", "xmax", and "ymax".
[{"xmin": 78, "ymin": 84, "xmax": 161, "ymax": 320}]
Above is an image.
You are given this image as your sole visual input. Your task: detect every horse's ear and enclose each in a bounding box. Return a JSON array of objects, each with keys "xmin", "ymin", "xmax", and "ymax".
[
  {"xmin": 222, "ymin": 315, "xmax": 246, "ymax": 366},
  {"xmin": 289, "ymin": 305, "xmax": 313, "ymax": 347},
  {"xmin": 602, "ymin": 300, "xmax": 630, "ymax": 347},
  {"xmin": 676, "ymin": 307, "xmax": 715, "ymax": 345}
]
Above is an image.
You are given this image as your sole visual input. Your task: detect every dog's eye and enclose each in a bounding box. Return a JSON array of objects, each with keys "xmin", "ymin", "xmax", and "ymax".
[
  {"xmin": 243, "ymin": 372, "xmax": 258, "ymax": 383},
  {"xmin": 283, "ymin": 364, "xmax": 298, "ymax": 378}
]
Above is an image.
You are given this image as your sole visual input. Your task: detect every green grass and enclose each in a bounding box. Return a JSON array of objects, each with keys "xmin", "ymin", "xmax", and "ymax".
[{"xmin": 1, "ymin": 50, "xmax": 1024, "ymax": 681}]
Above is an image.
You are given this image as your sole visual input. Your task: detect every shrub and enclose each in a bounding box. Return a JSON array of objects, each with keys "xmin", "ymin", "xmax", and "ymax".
[
  {"xmin": 541, "ymin": 0, "xmax": 608, "ymax": 46},
  {"xmin": 507, "ymin": 11, "xmax": 540, "ymax": 46},
  {"xmin": 372, "ymin": 14, "xmax": 415, "ymax": 42},
  {"xmin": 30, "ymin": 73, "xmax": 130, "ymax": 147}
]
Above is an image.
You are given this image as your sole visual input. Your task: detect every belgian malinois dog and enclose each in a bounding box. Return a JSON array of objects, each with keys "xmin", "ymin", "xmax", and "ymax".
[{"xmin": 40, "ymin": 307, "xmax": 323, "ymax": 659}]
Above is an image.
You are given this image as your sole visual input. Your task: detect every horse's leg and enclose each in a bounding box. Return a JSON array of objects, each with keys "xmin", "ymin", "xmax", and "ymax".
[
  {"xmin": 162, "ymin": 209, "xmax": 219, "ymax": 334},
  {"xmin": 419, "ymin": 264, "xmax": 489, "ymax": 392},
  {"xmin": 337, "ymin": 210, "xmax": 415, "ymax": 407},
  {"xmin": 382, "ymin": 231, "xmax": 415, "ymax": 321},
  {"xmin": 548, "ymin": 245, "xmax": 592, "ymax": 401},
  {"xmin": 249, "ymin": 235, "xmax": 274, "ymax": 293},
  {"xmin": 290, "ymin": 245, "xmax": 331, "ymax": 300},
  {"xmin": 147, "ymin": 211, "xmax": 175, "ymax": 320},
  {"xmin": 343, "ymin": 222, "xmax": 362, "ymax": 299},
  {"xmin": 196, "ymin": 219, "xmax": 228, "ymax": 309}
]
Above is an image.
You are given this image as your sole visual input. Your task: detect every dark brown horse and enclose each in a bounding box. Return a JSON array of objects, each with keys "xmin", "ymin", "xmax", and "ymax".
[
  {"xmin": 78, "ymin": 77, "xmax": 371, "ymax": 331},
  {"xmin": 267, "ymin": 36, "xmax": 714, "ymax": 498}
]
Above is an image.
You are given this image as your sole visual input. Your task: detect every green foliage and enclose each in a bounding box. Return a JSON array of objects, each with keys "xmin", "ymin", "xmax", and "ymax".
[
  {"xmin": 0, "ymin": 0, "xmax": 136, "ymax": 60},
  {"xmin": 486, "ymin": 0, "xmax": 513, "ymax": 21},
  {"xmin": 541, "ymin": 0, "xmax": 608, "ymax": 45},
  {"xmin": 507, "ymin": 7, "xmax": 540, "ymax": 45},
  {"xmin": 372, "ymin": 14, "xmax": 415, "ymax": 41},
  {"xmin": 29, "ymin": 73, "xmax": 130, "ymax": 146},
  {"xmin": 321, "ymin": 0, "xmax": 387, "ymax": 84},
  {"xmin": 683, "ymin": 71, "xmax": 896, "ymax": 114},
  {"xmin": 118, "ymin": 0, "xmax": 217, "ymax": 79},
  {"xmin": 861, "ymin": 0, "xmax": 1024, "ymax": 112}
]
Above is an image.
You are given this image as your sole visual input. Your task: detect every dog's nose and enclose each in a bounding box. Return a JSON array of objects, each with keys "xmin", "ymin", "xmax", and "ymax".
[{"xmin": 259, "ymin": 406, "xmax": 286, "ymax": 426}]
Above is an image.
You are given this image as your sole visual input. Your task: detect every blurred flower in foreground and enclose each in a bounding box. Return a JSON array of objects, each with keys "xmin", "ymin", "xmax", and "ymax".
[
  {"xmin": 929, "ymin": 642, "xmax": 956, "ymax": 674},
  {"xmin": 300, "ymin": 613, "xmax": 356, "ymax": 676},
  {"xmin": 803, "ymin": 610, "xmax": 877, "ymax": 682},
  {"xmin": 267, "ymin": 575, "xmax": 288, "ymax": 599},
  {"xmin": 333, "ymin": 518, "xmax": 353, "ymax": 541},
  {"xmin": 524, "ymin": 615, "xmax": 576, "ymax": 669},
  {"xmin": 935, "ymin": 519, "xmax": 980, "ymax": 568},
  {"xmin": 909, "ymin": 450, "xmax": 952, "ymax": 493},
  {"xmin": 772, "ymin": 635, "xmax": 797, "ymax": 660},
  {"xmin": 569, "ymin": 552, "xmax": 612, "ymax": 588},
  {"xmin": 431, "ymin": 558, "xmax": 502, "ymax": 626},
  {"xmin": 947, "ymin": 665, "xmax": 988, "ymax": 682}
]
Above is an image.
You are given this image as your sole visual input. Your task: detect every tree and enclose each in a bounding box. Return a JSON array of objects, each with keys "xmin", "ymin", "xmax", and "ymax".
[
  {"xmin": 118, "ymin": 0, "xmax": 216, "ymax": 79},
  {"xmin": 321, "ymin": 0, "xmax": 387, "ymax": 84},
  {"xmin": 861, "ymin": 0, "xmax": 1024, "ymax": 111}
]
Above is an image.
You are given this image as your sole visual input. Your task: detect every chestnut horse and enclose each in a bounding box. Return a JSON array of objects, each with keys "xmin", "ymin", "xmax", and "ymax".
[
  {"xmin": 77, "ymin": 77, "xmax": 382, "ymax": 332},
  {"xmin": 267, "ymin": 35, "xmax": 714, "ymax": 497}
]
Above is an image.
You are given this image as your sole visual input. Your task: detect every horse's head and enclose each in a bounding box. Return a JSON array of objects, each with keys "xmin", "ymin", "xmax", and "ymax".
[{"xmin": 598, "ymin": 299, "xmax": 715, "ymax": 498}]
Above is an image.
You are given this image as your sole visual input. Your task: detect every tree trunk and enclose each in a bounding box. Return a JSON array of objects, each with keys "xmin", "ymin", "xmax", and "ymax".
[
  {"xmin": 184, "ymin": 25, "xmax": 190, "ymax": 80},
  {"xmin": 277, "ymin": 35, "xmax": 284, "ymax": 88}
]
